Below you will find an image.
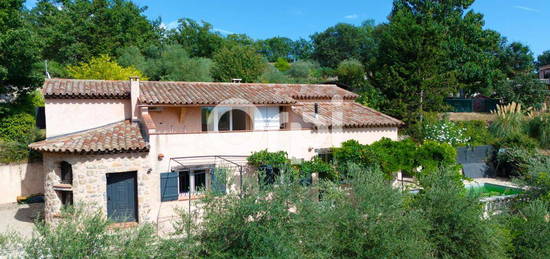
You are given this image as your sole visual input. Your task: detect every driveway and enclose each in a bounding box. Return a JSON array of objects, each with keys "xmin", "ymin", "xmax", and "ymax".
[{"xmin": 0, "ymin": 202, "xmax": 43, "ymax": 239}]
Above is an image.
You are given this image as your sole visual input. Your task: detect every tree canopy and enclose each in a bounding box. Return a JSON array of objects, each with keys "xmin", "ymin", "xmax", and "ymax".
[
  {"xmin": 67, "ymin": 54, "xmax": 147, "ymax": 80},
  {"xmin": 211, "ymin": 45, "xmax": 266, "ymax": 83}
]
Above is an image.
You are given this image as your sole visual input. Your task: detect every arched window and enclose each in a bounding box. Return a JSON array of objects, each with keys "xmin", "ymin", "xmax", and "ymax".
[{"xmin": 216, "ymin": 109, "xmax": 251, "ymax": 131}]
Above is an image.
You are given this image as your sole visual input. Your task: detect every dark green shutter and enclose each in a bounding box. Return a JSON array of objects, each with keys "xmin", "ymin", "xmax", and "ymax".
[
  {"xmin": 160, "ymin": 172, "xmax": 179, "ymax": 202},
  {"xmin": 210, "ymin": 169, "xmax": 226, "ymax": 195}
]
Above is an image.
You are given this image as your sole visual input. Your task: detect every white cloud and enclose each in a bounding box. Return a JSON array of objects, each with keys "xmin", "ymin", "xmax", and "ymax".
[
  {"xmin": 513, "ymin": 5, "xmax": 540, "ymax": 13},
  {"xmin": 160, "ymin": 20, "xmax": 179, "ymax": 30},
  {"xmin": 344, "ymin": 14, "xmax": 359, "ymax": 19},
  {"xmin": 213, "ymin": 28, "xmax": 234, "ymax": 35}
]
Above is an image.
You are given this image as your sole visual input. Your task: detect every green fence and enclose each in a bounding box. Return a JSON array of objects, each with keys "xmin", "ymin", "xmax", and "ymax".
[{"xmin": 445, "ymin": 98, "xmax": 498, "ymax": 113}]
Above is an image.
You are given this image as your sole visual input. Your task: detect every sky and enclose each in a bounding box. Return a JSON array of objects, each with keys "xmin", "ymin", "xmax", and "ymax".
[{"xmin": 25, "ymin": 0, "xmax": 550, "ymax": 56}]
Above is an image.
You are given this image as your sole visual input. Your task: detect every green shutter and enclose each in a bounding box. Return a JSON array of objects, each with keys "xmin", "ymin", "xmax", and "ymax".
[{"xmin": 160, "ymin": 172, "xmax": 179, "ymax": 202}]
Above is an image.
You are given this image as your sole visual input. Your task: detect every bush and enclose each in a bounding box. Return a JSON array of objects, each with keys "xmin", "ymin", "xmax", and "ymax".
[
  {"xmin": 247, "ymin": 149, "xmax": 290, "ymax": 167},
  {"xmin": 498, "ymin": 133, "xmax": 538, "ymax": 151},
  {"xmin": 24, "ymin": 207, "xmax": 159, "ymax": 258},
  {"xmin": 300, "ymin": 157, "xmax": 337, "ymax": 181},
  {"xmin": 273, "ymin": 57, "xmax": 291, "ymax": 72},
  {"xmin": 414, "ymin": 141, "xmax": 458, "ymax": 174},
  {"xmin": 494, "ymin": 148, "xmax": 542, "ymax": 177},
  {"xmin": 423, "ymin": 118, "xmax": 469, "ymax": 146},
  {"xmin": 504, "ymin": 200, "xmax": 550, "ymax": 258},
  {"xmin": 414, "ymin": 167, "xmax": 510, "ymax": 258},
  {"xmin": 456, "ymin": 120, "xmax": 494, "ymax": 146},
  {"xmin": 489, "ymin": 110, "xmax": 525, "ymax": 139},
  {"xmin": 333, "ymin": 139, "xmax": 458, "ymax": 177},
  {"xmin": 184, "ymin": 166, "xmax": 433, "ymax": 257},
  {"xmin": 527, "ymin": 114, "xmax": 550, "ymax": 149},
  {"xmin": 0, "ymin": 113, "xmax": 36, "ymax": 143}
]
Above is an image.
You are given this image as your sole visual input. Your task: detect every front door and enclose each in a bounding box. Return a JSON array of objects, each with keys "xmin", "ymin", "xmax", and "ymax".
[{"xmin": 107, "ymin": 171, "xmax": 137, "ymax": 222}]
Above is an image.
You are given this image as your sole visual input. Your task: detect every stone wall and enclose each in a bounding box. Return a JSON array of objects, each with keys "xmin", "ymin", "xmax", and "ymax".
[
  {"xmin": 0, "ymin": 161, "xmax": 44, "ymax": 204},
  {"xmin": 42, "ymin": 152, "xmax": 157, "ymax": 223}
]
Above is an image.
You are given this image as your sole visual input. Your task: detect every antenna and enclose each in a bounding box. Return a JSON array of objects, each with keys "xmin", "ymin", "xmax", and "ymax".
[{"xmin": 45, "ymin": 60, "xmax": 51, "ymax": 79}]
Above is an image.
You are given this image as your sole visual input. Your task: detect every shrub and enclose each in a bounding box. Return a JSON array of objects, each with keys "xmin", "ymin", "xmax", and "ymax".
[
  {"xmin": 24, "ymin": 207, "xmax": 159, "ymax": 258},
  {"xmin": 414, "ymin": 167, "xmax": 510, "ymax": 258},
  {"xmin": 423, "ymin": 118, "xmax": 469, "ymax": 146},
  {"xmin": 247, "ymin": 149, "xmax": 290, "ymax": 167},
  {"xmin": 498, "ymin": 133, "xmax": 538, "ymax": 151},
  {"xmin": 414, "ymin": 141, "xmax": 458, "ymax": 174},
  {"xmin": 300, "ymin": 157, "xmax": 338, "ymax": 181},
  {"xmin": 489, "ymin": 103, "xmax": 526, "ymax": 139},
  {"xmin": 184, "ymin": 166, "xmax": 433, "ymax": 257},
  {"xmin": 527, "ymin": 114, "xmax": 550, "ymax": 149},
  {"xmin": 504, "ymin": 200, "xmax": 550, "ymax": 258},
  {"xmin": 368, "ymin": 137, "xmax": 417, "ymax": 175},
  {"xmin": 456, "ymin": 120, "xmax": 494, "ymax": 146},
  {"xmin": 495, "ymin": 148, "xmax": 538, "ymax": 177},
  {"xmin": 0, "ymin": 113, "xmax": 36, "ymax": 143},
  {"xmin": 273, "ymin": 57, "xmax": 291, "ymax": 72}
]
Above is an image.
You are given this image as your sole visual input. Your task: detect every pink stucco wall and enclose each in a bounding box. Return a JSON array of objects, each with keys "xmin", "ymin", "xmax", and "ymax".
[
  {"xmin": 148, "ymin": 107, "xmax": 202, "ymax": 133},
  {"xmin": 45, "ymin": 99, "xmax": 131, "ymax": 138},
  {"xmin": 148, "ymin": 127, "xmax": 398, "ymax": 174}
]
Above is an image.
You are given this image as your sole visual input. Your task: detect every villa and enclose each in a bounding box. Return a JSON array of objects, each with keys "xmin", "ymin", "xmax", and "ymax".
[{"xmin": 29, "ymin": 78, "xmax": 403, "ymax": 224}]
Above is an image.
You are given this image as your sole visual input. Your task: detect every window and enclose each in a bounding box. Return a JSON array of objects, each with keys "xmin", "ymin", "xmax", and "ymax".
[
  {"xmin": 254, "ymin": 106, "xmax": 280, "ymax": 130},
  {"xmin": 60, "ymin": 161, "xmax": 73, "ymax": 185},
  {"xmin": 178, "ymin": 168, "xmax": 211, "ymax": 196},
  {"xmin": 201, "ymin": 107, "xmax": 252, "ymax": 132},
  {"xmin": 201, "ymin": 107, "xmax": 214, "ymax": 132},
  {"xmin": 316, "ymin": 148, "xmax": 333, "ymax": 163}
]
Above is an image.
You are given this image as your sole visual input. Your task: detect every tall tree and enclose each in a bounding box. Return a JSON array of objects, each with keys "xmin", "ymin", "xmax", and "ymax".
[
  {"xmin": 67, "ymin": 54, "xmax": 147, "ymax": 80},
  {"xmin": 536, "ymin": 50, "xmax": 550, "ymax": 69},
  {"xmin": 167, "ymin": 18, "xmax": 224, "ymax": 58},
  {"xmin": 256, "ymin": 37, "xmax": 294, "ymax": 62},
  {"xmin": 0, "ymin": 0, "xmax": 43, "ymax": 97},
  {"xmin": 311, "ymin": 21, "xmax": 375, "ymax": 68},
  {"xmin": 28, "ymin": 0, "xmax": 161, "ymax": 65},
  {"xmin": 211, "ymin": 45, "xmax": 266, "ymax": 83},
  {"xmin": 499, "ymin": 41, "xmax": 535, "ymax": 79}
]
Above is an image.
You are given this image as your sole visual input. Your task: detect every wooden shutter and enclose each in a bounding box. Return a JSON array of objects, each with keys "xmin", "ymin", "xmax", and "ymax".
[{"xmin": 160, "ymin": 172, "xmax": 179, "ymax": 202}]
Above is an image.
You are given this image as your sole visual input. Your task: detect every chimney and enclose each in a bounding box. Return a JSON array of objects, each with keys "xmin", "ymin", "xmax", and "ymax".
[
  {"xmin": 130, "ymin": 76, "xmax": 140, "ymax": 121},
  {"xmin": 231, "ymin": 78, "xmax": 242, "ymax": 83}
]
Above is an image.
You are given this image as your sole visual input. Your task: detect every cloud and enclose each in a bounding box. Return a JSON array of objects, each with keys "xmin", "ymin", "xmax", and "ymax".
[
  {"xmin": 513, "ymin": 5, "xmax": 540, "ymax": 13},
  {"xmin": 344, "ymin": 14, "xmax": 359, "ymax": 19},
  {"xmin": 160, "ymin": 20, "xmax": 179, "ymax": 30},
  {"xmin": 213, "ymin": 28, "xmax": 234, "ymax": 35}
]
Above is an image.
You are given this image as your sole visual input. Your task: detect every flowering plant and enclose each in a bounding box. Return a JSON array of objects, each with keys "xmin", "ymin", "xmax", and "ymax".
[{"xmin": 423, "ymin": 119, "xmax": 470, "ymax": 146}]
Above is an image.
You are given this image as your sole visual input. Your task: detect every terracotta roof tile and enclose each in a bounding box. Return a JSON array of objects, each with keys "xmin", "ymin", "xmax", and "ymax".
[
  {"xmin": 41, "ymin": 79, "xmax": 357, "ymax": 104},
  {"xmin": 29, "ymin": 121, "xmax": 149, "ymax": 153},
  {"xmin": 139, "ymin": 81, "xmax": 296, "ymax": 105},
  {"xmin": 293, "ymin": 102, "xmax": 404, "ymax": 128},
  {"xmin": 43, "ymin": 79, "xmax": 130, "ymax": 99}
]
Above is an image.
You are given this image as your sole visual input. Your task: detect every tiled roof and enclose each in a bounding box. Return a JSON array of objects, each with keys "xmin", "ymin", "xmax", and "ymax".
[
  {"xmin": 41, "ymin": 79, "xmax": 357, "ymax": 104},
  {"xmin": 270, "ymin": 84, "xmax": 358, "ymax": 100},
  {"xmin": 293, "ymin": 102, "xmax": 404, "ymax": 128},
  {"xmin": 29, "ymin": 121, "xmax": 149, "ymax": 153},
  {"xmin": 139, "ymin": 81, "xmax": 296, "ymax": 105},
  {"xmin": 43, "ymin": 79, "xmax": 130, "ymax": 99}
]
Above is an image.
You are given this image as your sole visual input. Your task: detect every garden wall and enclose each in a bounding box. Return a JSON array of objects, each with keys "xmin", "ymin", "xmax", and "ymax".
[{"xmin": 0, "ymin": 162, "xmax": 44, "ymax": 204}]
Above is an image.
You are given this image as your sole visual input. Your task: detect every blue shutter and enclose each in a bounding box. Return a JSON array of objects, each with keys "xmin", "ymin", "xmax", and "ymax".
[
  {"xmin": 160, "ymin": 172, "xmax": 179, "ymax": 202},
  {"xmin": 210, "ymin": 169, "xmax": 226, "ymax": 195}
]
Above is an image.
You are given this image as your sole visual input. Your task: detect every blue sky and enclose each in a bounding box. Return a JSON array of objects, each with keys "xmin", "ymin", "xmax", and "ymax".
[{"xmin": 25, "ymin": 0, "xmax": 549, "ymax": 56}]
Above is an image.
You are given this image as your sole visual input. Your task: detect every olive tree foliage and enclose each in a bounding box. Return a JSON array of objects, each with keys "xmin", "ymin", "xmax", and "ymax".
[
  {"xmin": 413, "ymin": 167, "xmax": 510, "ymax": 259},
  {"xmin": 0, "ymin": 0, "xmax": 43, "ymax": 96},
  {"xmin": 117, "ymin": 45, "xmax": 213, "ymax": 82},
  {"xmin": 211, "ymin": 45, "xmax": 266, "ymax": 83},
  {"xmin": 166, "ymin": 18, "xmax": 224, "ymax": 58},
  {"xmin": 180, "ymin": 166, "xmax": 433, "ymax": 258}
]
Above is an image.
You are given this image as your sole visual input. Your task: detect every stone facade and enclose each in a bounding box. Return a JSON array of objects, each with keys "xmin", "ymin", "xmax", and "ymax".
[{"xmin": 42, "ymin": 152, "xmax": 157, "ymax": 223}]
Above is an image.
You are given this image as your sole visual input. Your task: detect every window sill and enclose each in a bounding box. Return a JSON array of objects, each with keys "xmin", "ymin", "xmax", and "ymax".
[
  {"xmin": 53, "ymin": 184, "xmax": 73, "ymax": 191},
  {"xmin": 178, "ymin": 194, "xmax": 205, "ymax": 201}
]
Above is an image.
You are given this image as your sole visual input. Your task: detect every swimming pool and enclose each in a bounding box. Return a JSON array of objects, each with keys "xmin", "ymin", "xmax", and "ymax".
[{"xmin": 465, "ymin": 183, "xmax": 523, "ymax": 197}]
